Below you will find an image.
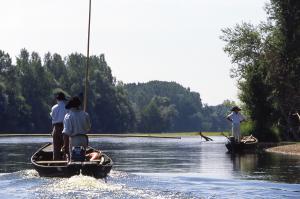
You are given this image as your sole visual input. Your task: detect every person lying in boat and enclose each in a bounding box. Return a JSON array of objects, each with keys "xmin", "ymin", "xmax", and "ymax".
[
  {"xmin": 50, "ymin": 92, "xmax": 68, "ymax": 160},
  {"xmin": 241, "ymin": 135, "xmax": 257, "ymax": 143},
  {"xmin": 62, "ymin": 96, "xmax": 91, "ymax": 160},
  {"xmin": 86, "ymin": 151, "xmax": 102, "ymax": 161},
  {"xmin": 226, "ymin": 106, "xmax": 246, "ymax": 143}
]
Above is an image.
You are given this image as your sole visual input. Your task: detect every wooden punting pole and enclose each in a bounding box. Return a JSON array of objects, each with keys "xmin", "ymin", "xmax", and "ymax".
[{"xmin": 84, "ymin": 0, "xmax": 92, "ymax": 112}]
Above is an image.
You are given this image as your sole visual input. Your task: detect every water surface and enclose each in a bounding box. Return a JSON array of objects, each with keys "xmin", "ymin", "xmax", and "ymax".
[{"xmin": 0, "ymin": 136, "xmax": 299, "ymax": 198}]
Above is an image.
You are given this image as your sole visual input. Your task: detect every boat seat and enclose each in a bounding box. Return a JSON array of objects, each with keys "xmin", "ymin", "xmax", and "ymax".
[
  {"xmin": 35, "ymin": 160, "xmax": 68, "ymax": 164},
  {"xmin": 42, "ymin": 145, "xmax": 54, "ymax": 152},
  {"xmin": 68, "ymin": 161, "xmax": 101, "ymax": 165},
  {"xmin": 35, "ymin": 159, "xmax": 103, "ymax": 164}
]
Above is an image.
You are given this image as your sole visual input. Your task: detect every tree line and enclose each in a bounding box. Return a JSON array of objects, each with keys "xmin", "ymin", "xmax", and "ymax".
[
  {"xmin": 221, "ymin": 0, "xmax": 300, "ymax": 141},
  {"xmin": 125, "ymin": 81, "xmax": 233, "ymax": 132},
  {"xmin": 0, "ymin": 50, "xmax": 135, "ymax": 133},
  {"xmin": 0, "ymin": 49, "xmax": 232, "ymax": 133}
]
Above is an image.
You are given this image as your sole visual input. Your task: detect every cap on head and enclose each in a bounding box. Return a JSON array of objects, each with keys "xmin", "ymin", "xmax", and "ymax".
[
  {"xmin": 65, "ymin": 96, "xmax": 82, "ymax": 109},
  {"xmin": 55, "ymin": 92, "xmax": 66, "ymax": 101}
]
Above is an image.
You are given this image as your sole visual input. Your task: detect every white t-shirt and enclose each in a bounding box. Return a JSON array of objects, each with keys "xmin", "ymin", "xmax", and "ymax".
[
  {"xmin": 50, "ymin": 100, "xmax": 67, "ymax": 124},
  {"xmin": 227, "ymin": 112, "xmax": 245, "ymax": 124},
  {"xmin": 62, "ymin": 109, "xmax": 91, "ymax": 137}
]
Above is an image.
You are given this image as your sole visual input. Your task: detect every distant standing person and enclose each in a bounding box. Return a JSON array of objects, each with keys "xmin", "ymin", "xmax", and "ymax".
[
  {"xmin": 226, "ymin": 106, "xmax": 246, "ymax": 143},
  {"xmin": 50, "ymin": 92, "xmax": 68, "ymax": 160},
  {"xmin": 62, "ymin": 96, "xmax": 91, "ymax": 159}
]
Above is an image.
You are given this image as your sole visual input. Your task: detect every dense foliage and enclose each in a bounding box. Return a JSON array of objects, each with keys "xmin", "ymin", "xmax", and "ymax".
[
  {"xmin": 0, "ymin": 50, "xmax": 232, "ymax": 133},
  {"xmin": 125, "ymin": 81, "xmax": 232, "ymax": 132},
  {"xmin": 221, "ymin": 0, "xmax": 300, "ymax": 141},
  {"xmin": 0, "ymin": 50, "xmax": 135, "ymax": 133}
]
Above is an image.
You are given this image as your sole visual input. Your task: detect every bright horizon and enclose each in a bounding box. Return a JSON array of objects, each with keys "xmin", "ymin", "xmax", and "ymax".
[{"xmin": 0, "ymin": 0, "xmax": 268, "ymax": 105}]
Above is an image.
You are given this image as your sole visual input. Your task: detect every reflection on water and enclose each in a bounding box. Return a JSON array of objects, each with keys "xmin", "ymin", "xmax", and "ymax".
[
  {"xmin": 229, "ymin": 152, "xmax": 300, "ymax": 183},
  {"xmin": 0, "ymin": 136, "xmax": 299, "ymax": 198},
  {"xmin": 0, "ymin": 144, "xmax": 39, "ymax": 173}
]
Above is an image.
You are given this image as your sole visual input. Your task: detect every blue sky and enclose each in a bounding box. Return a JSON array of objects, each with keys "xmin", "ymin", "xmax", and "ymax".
[{"xmin": 0, "ymin": 0, "xmax": 268, "ymax": 105}]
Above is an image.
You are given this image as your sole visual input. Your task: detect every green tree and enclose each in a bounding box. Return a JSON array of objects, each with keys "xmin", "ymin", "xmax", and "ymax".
[
  {"xmin": 16, "ymin": 49, "xmax": 53, "ymax": 132},
  {"xmin": 0, "ymin": 50, "xmax": 31, "ymax": 132},
  {"xmin": 138, "ymin": 96, "xmax": 175, "ymax": 132},
  {"xmin": 265, "ymin": 0, "xmax": 300, "ymax": 140},
  {"xmin": 221, "ymin": 0, "xmax": 300, "ymax": 141}
]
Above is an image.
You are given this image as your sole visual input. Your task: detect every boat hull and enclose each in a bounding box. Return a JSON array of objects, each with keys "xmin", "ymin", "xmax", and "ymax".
[
  {"xmin": 31, "ymin": 143, "xmax": 113, "ymax": 179},
  {"xmin": 225, "ymin": 136, "xmax": 258, "ymax": 153},
  {"xmin": 225, "ymin": 141, "xmax": 257, "ymax": 153}
]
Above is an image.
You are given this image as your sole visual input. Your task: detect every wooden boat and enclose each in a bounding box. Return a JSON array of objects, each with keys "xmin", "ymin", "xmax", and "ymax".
[
  {"xmin": 31, "ymin": 143, "xmax": 113, "ymax": 179},
  {"xmin": 225, "ymin": 135, "xmax": 258, "ymax": 153}
]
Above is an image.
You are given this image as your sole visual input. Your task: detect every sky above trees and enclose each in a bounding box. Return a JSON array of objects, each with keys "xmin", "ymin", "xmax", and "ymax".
[{"xmin": 0, "ymin": 0, "xmax": 267, "ymax": 105}]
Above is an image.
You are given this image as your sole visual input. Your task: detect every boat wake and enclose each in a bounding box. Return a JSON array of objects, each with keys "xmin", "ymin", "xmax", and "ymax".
[
  {"xmin": 0, "ymin": 169, "xmax": 198, "ymax": 199},
  {"xmin": 18, "ymin": 169, "xmax": 40, "ymax": 179},
  {"xmin": 49, "ymin": 174, "xmax": 123, "ymax": 192},
  {"xmin": 0, "ymin": 169, "xmax": 39, "ymax": 181},
  {"xmin": 30, "ymin": 170, "xmax": 196, "ymax": 199}
]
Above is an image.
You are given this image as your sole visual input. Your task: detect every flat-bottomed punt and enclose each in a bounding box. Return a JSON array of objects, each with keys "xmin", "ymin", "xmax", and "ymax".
[
  {"xmin": 225, "ymin": 135, "xmax": 258, "ymax": 153},
  {"xmin": 31, "ymin": 143, "xmax": 113, "ymax": 178}
]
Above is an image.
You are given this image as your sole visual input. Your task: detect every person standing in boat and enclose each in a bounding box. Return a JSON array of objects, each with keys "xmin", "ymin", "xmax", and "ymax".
[
  {"xmin": 62, "ymin": 96, "xmax": 91, "ymax": 159},
  {"xmin": 50, "ymin": 92, "xmax": 68, "ymax": 160},
  {"xmin": 226, "ymin": 106, "xmax": 246, "ymax": 143}
]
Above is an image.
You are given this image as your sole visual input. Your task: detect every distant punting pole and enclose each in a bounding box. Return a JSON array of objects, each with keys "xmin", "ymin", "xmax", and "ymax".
[
  {"xmin": 84, "ymin": 0, "xmax": 92, "ymax": 112},
  {"xmin": 0, "ymin": 134, "xmax": 181, "ymax": 139}
]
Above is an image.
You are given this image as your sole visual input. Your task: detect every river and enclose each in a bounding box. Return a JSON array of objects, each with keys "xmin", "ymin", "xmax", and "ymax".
[{"xmin": 0, "ymin": 136, "xmax": 299, "ymax": 198}]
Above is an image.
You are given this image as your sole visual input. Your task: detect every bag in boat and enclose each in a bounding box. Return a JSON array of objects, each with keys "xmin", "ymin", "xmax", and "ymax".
[{"xmin": 71, "ymin": 146, "xmax": 86, "ymax": 162}]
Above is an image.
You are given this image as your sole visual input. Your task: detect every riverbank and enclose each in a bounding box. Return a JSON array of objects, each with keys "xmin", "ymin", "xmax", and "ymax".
[{"xmin": 266, "ymin": 143, "xmax": 300, "ymax": 156}]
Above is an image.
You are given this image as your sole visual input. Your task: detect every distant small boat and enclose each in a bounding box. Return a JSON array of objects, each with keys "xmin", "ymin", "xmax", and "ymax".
[
  {"xmin": 31, "ymin": 143, "xmax": 113, "ymax": 178},
  {"xmin": 225, "ymin": 135, "xmax": 258, "ymax": 153}
]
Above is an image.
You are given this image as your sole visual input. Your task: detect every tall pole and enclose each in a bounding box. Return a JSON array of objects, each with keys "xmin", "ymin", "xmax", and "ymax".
[{"xmin": 84, "ymin": 0, "xmax": 92, "ymax": 112}]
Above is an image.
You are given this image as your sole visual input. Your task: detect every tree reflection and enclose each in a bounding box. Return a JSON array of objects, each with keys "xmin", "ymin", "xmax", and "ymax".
[{"xmin": 228, "ymin": 152, "xmax": 300, "ymax": 183}]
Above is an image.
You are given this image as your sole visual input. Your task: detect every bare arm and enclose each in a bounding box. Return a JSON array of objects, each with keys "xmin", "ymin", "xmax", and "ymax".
[{"xmin": 226, "ymin": 112, "xmax": 233, "ymax": 122}]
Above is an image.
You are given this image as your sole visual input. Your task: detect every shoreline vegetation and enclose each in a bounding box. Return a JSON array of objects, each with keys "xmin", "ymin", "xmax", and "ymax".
[
  {"xmin": 221, "ymin": 1, "xmax": 300, "ymax": 142},
  {"xmin": 0, "ymin": 49, "xmax": 233, "ymax": 135}
]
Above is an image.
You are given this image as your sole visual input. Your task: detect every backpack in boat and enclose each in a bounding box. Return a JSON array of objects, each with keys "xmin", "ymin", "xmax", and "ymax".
[{"xmin": 71, "ymin": 146, "xmax": 86, "ymax": 162}]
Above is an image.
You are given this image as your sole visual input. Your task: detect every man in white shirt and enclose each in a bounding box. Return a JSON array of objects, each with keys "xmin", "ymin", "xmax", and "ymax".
[
  {"xmin": 62, "ymin": 96, "xmax": 91, "ymax": 159},
  {"xmin": 226, "ymin": 106, "xmax": 246, "ymax": 143},
  {"xmin": 50, "ymin": 92, "xmax": 67, "ymax": 160}
]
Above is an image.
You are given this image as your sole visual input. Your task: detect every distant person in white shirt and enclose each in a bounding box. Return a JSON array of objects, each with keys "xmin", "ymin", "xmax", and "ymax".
[
  {"xmin": 226, "ymin": 106, "xmax": 246, "ymax": 143},
  {"xmin": 50, "ymin": 92, "xmax": 68, "ymax": 160},
  {"xmin": 62, "ymin": 96, "xmax": 91, "ymax": 158}
]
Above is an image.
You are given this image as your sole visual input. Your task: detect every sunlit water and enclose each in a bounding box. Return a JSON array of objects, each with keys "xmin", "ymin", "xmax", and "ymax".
[{"xmin": 0, "ymin": 136, "xmax": 299, "ymax": 198}]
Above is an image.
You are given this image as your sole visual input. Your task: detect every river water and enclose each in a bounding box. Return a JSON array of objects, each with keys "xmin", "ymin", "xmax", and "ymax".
[{"xmin": 0, "ymin": 136, "xmax": 299, "ymax": 199}]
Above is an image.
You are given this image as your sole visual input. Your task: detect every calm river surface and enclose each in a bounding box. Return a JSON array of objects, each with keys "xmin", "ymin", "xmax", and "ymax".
[{"xmin": 0, "ymin": 136, "xmax": 299, "ymax": 199}]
